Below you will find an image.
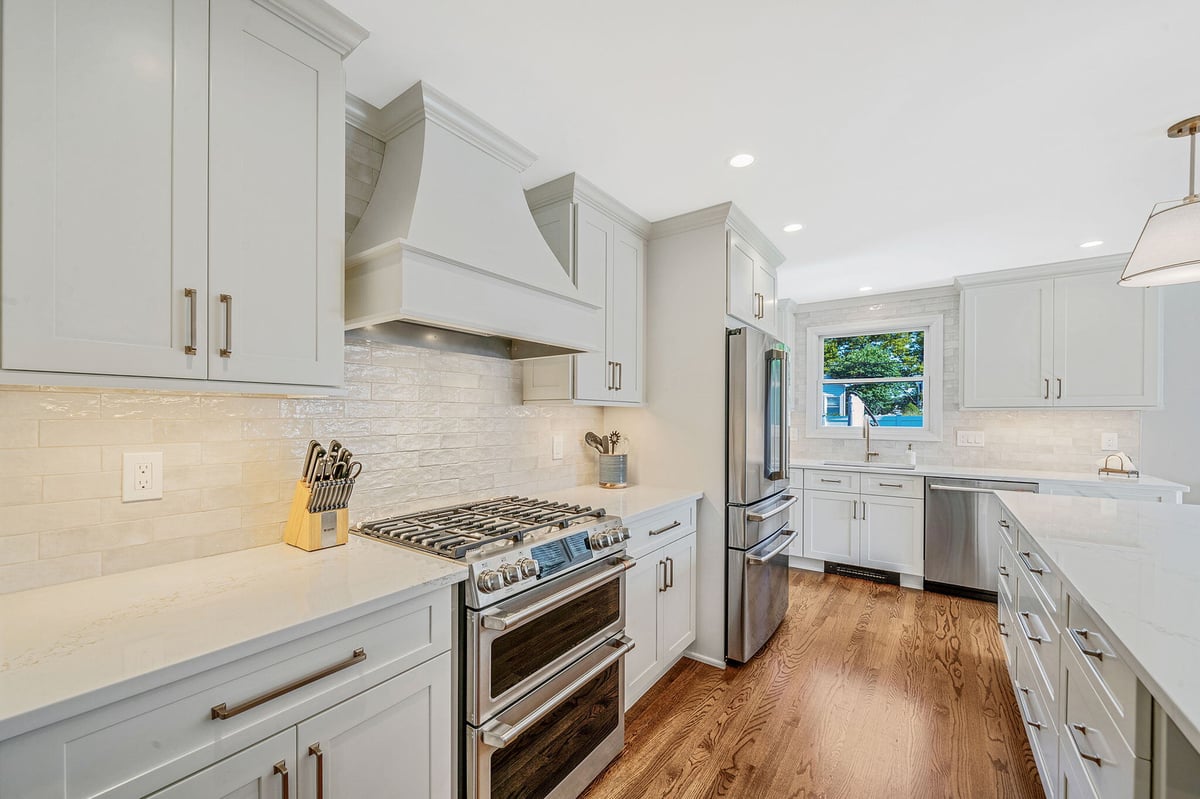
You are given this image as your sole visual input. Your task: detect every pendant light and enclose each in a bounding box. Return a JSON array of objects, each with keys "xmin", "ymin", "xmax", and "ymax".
[{"xmin": 1120, "ymin": 116, "xmax": 1200, "ymax": 287}]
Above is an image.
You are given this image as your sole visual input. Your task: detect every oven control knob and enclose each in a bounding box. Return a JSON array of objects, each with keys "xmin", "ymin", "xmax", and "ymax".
[
  {"xmin": 477, "ymin": 569, "xmax": 505, "ymax": 593},
  {"xmin": 516, "ymin": 557, "xmax": 541, "ymax": 579},
  {"xmin": 498, "ymin": 562, "xmax": 522, "ymax": 585},
  {"xmin": 615, "ymin": 526, "xmax": 630, "ymax": 542},
  {"xmin": 590, "ymin": 531, "xmax": 615, "ymax": 550}
]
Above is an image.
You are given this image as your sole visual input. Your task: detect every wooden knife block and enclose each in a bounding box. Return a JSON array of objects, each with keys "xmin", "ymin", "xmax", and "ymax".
[{"xmin": 283, "ymin": 479, "xmax": 348, "ymax": 551}]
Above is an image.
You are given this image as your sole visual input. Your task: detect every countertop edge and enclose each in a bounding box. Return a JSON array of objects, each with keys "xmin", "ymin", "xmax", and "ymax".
[
  {"xmin": 789, "ymin": 461, "xmax": 1189, "ymax": 492},
  {"xmin": 995, "ymin": 491, "xmax": 1200, "ymax": 755}
]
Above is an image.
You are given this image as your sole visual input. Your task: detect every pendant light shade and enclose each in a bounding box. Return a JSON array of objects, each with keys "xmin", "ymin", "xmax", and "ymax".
[{"xmin": 1120, "ymin": 116, "xmax": 1200, "ymax": 287}]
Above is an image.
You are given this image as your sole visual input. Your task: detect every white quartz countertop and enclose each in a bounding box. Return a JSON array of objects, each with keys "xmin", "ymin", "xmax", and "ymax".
[
  {"xmin": 0, "ymin": 537, "xmax": 466, "ymax": 742},
  {"xmin": 540, "ymin": 484, "xmax": 704, "ymax": 523},
  {"xmin": 790, "ymin": 458, "xmax": 1189, "ymax": 493},
  {"xmin": 996, "ymin": 491, "xmax": 1200, "ymax": 752}
]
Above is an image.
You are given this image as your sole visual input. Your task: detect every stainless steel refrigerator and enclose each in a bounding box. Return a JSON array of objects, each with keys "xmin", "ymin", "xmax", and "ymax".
[{"xmin": 726, "ymin": 327, "xmax": 797, "ymax": 663}]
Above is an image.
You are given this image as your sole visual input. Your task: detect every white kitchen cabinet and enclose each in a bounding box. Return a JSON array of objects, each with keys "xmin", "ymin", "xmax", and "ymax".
[
  {"xmin": 859, "ymin": 495, "xmax": 924, "ymax": 575},
  {"xmin": 803, "ymin": 490, "xmax": 860, "ymax": 564},
  {"xmin": 624, "ymin": 556, "xmax": 664, "ymax": 702},
  {"xmin": 523, "ymin": 174, "xmax": 648, "ymax": 405},
  {"xmin": 295, "ymin": 653, "xmax": 452, "ymax": 799},
  {"xmin": 787, "ymin": 473, "xmax": 806, "ymax": 557},
  {"xmin": 960, "ymin": 264, "xmax": 1161, "ymax": 409},
  {"xmin": 0, "ymin": 0, "xmax": 362, "ymax": 391},
  {"xmin": 727, "ymin": 231, "xmax": 780, "ymax": 336},
  {"xmin": 147, "ymin": 729, "xmax": 296, "ymax": 799},
  {"xmin": 659, "ymin": 533, "xmax": 697, "ymax": 663}
]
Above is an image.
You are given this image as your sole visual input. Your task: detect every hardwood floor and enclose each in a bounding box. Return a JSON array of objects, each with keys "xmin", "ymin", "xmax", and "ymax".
[{"xmin": 583, "ymin": 569, "xmax": 1044, "ymax": 799}]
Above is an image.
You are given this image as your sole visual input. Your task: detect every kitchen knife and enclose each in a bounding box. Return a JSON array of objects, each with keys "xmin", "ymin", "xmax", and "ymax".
[
  {"xmin": 305, "ymin": 446, "xmax": 326, "ymax": 486},
  {"xmin": 301, "ymin": 440, "xmax": 321, "ymax": 481}
]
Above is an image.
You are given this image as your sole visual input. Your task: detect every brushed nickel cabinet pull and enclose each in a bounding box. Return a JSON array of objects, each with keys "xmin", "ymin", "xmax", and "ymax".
[
  {"xmin": 658, "ymin": 560, "xmax": 667, "ymax": 592},
  {"xmin": 879, "ymin": 482, "xmax": 904, "ymax": 488},
  {"xmin": 998, "ymin": 520, "xmax": 1010, "ymax": 528},
  {"xmin": 998, "ymin": 565, "xmax": 1010, "ymax": 577},
  {"xmin": 819, "ymin": 478, "xmax": 842, "ymax": 484},
  {"xmin": 273, "ymin": 761, "xmax": 289, "ymax": 799},
  {"xmin": 616, "ymin": 361, "xmax": 623, "ymax": 391},
  {"xmin": 1018, "ymin": 610, "xmax": 1050, "ymax": 644},
  {"xmin": 666, "ymin": 556, "xmax": 674, "ymax": 589},
  {"xmin": 1070, "ymin": 627, "xmax": 1106, "ymax": 661},
  {"xmin": 1044, "ymin": 378, "xmax": 1050, "ymax": 399},
  {"xmin": 649, "ymin": 520, "xmax": 681, "ymax": 536},
  {"xmin": 210, "ymin": 648, "xmax": 366, "ymax": 720},
  {"xmin": 862, "ymin": 502, "xmax": 868, "ymax": 521},
  {"xmin": 308, "ymin": 744, "xmax": 325, "ymax": 799},
  {"xmin": 219, "ymin": 293, "xmax": 233, "ymax": 357},
  {"xmin": 1069, "ymin": 723, "xmax": 1104, "ymax": 767},
  {"xmin": 1016, "ymin": 687, "xmax": 1044, "ymax": 729},
  {"xmin": 1018, "ymin": 550, "xmax": 1048, "ymax": 576},
  {"xmin": 852, "ymin": 500, "xmax": 858, "ymax": 520},
  {"xmin": 184, "ymin": 288, "xmax": 198, "ymax": 355},
  {"xmin": 1057, "ymin": 377, "xmax": 1063, "ymax": 400},
  {"xmin": 998, "ymin": 620, "xmax": 1009, "ymax": 637}
]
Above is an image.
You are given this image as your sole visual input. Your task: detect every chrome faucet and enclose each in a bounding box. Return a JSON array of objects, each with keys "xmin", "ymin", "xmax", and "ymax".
[{"xmin": 846, "ymin": 390, "xmax": 881, "ymax": 463}]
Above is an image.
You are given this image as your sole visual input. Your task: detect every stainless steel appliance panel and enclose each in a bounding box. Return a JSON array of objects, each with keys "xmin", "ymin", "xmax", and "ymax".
[
  {"xmin": 726, "ymin": 528, "xmax": 797, "ymax": 663},
  {"xmin": 727, "ymin": 493, "xmax": 796, "ymax": 550},
  {"xmin": 727, "ymin": 328, "xmax": 789, "ymax": 506},
  {"xmin": 925, "ymin": 478, "xmax": 1038, "ymax": 598}
]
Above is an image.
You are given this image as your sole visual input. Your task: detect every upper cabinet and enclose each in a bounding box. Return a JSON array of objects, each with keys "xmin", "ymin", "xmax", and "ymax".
[
  {"xmin": 523, "ymin": 174, "xmax": 648, "ymax": 406},
  {"xmin": 0, "ymin": 0, "xmax": 366, "ymax": 391},
  {"xmin": 726, "ymin": 223, "xmax": 784, "ymax": 338},
  {"xmin": 960, "ymin": 261, "xmax": 1162, "ymax": 409}
]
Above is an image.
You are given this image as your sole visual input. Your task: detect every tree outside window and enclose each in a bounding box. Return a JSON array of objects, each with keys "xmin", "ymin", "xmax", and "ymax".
[{"xmin": 821, "ymin": 331, "xmax": 925, "ymax": 428}]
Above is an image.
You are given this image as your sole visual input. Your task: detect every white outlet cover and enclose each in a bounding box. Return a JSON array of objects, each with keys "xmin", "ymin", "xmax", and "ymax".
[
  {"xmin": 123, "ymin": 451, "xmax": 163, "ymax": 502},
  {"xmin": 1100, "ymin": 433, "xmax": 1119, "ymax": 452},
  {"xmin": 956, "ymin": 431, "xmax": 985, "ymax": 447},
  {"xmin": 552, "ymin": 433, "xmax": 564, "ymax": 461}
]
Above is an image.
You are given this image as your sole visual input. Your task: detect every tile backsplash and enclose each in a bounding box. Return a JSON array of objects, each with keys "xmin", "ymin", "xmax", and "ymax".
[
  {"xmin": 789, "ymin": 286, "xmax": 1142, "ymax": 471},
  {"xmin": 0, "ymin": 340, "xmax": 601, "ymax": 594}
]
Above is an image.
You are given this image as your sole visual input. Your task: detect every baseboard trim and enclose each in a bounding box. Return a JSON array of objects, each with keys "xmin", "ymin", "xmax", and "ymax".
[{"xmin": 683, "ymin": 650, "xmax": 726, "ymax": 669}]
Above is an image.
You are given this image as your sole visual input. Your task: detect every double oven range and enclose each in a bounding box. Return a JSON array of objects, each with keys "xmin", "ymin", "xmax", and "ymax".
[{"xmin": 355, "ymin": 496, "xmax": 635, "ymax": 799}]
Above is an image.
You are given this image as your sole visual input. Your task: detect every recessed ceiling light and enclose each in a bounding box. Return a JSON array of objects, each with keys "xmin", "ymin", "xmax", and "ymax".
[
  {"xmin": 859, "ymin": 286, "xmax": 873, "ymax": 292},
  {"xmin": 728, "ymin": 153, "xmax": 755, "ymax": 168},
  {"xmin": 1079, "ymin": 240, "xmax": 1104, "ymax": 248},
  {"xmin": 782, "ymin": 223, "xmax": 804, "ymax": 233}
]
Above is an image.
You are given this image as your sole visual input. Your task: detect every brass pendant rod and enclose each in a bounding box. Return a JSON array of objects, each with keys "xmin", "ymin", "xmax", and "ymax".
[{"xmin": 1190, "ymin": 129, "xmax": 1196, "ymax": 201}]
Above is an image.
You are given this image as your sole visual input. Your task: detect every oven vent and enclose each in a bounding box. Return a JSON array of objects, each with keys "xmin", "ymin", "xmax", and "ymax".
[{"xmin": 823, "ymin": 562, "xmax": 900, "ymax": 586}]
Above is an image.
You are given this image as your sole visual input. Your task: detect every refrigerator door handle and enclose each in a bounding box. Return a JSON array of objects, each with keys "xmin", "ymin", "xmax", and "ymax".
[{"xmin": 765, "ymin": 349, "xmax": 788, "ymax": 482}]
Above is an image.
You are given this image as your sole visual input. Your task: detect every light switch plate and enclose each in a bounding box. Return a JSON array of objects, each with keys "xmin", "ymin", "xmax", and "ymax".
[
  {"xmin": 1100, "ymin": 433, "xmax": 1119, "ymax": 451},
  {"xmin": 123, "ymin": 451, "xmax": 163, "ymax": 502},
  {"xmin": 956, "ymin": 431, "xmax": 985, "ymax": 447},
  {"xmin": 552, "ymin": 433, "xmax": 564, "ymax": 461}
]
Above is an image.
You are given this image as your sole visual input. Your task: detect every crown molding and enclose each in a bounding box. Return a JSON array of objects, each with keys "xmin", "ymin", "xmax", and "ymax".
[
  {"xmin": 650, "ymin": 202, "xmax": 785, "ymax": 266},
  {"xmin": 955, "ymin": 252, "xmax": 1133, "ymax": 288},
  {"xmin": 252, "ymin": 0, "xmax": 368, "ymax": 58},
  {"xmin": 525, "ymin": 173, "xmax": 651, "ymax": 237},
  {"xmin": 345, "ymin": 92, "xmax": 384, "ymax": 139}
]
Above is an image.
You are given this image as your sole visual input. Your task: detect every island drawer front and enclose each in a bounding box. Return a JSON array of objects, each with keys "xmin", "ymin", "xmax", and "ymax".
[
  {"xmin": 998, "ymin": 586, "xmax": 1018, "ymax": 671},
  {"xmin": 626, "ymin": 501, "xmax": 697, "ymax": 558},
  {"xmin": 997, "ymin": 537, "xmax": 1017, "ymax": 606},
  {"xmin": 1066, "ymin": 595, "xmax": 1151, "ymax": 758},
  {"xmin": 0, "ymin": 587, "xmax": 451, "ymax": 799},
  {"xmin": 1015, "ymin": 581, "xmax": 1060, "ymax": 703},
  {"xmin": 1015, "ymin": 633, "xmax": 1059, "ymax": 797},
  {"xmin": 1017, "ymin": 528, "xmax": 1061, "ymax": 620},
  {"xmin": 1063, "ymin": 643, "xmax": 1150, "ymax": 799},
  {"xmin": 997, "ymin": 505, "xmax": 1016, "ymax": 548},
  {"xmin": 1059, "ymin": 734, "xmax": 1100, "ymax": 799},
  {"xmin": 862, "ymin": 473, "xmax": 924, "ymax": 499},
  {"xmin": 804, "ymin": 470, "xmax": 860, "ymax": 494}
]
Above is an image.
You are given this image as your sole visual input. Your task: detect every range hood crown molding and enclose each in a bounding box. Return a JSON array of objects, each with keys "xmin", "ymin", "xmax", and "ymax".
[
  {"xmin": 525, "ymin": 173, "xmax": 651, "ymax": 238},
  {"xmin": 649, "ymin": 202, "xmax": 785, "ymax": 267}
]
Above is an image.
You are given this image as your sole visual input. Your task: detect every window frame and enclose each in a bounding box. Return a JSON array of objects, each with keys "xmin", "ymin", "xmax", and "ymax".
[{"xmin": 805, "ymin": 315, "xmax": 944, "ymax": 442}]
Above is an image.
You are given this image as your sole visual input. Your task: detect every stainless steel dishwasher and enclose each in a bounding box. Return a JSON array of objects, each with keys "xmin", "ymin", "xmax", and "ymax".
[{"xmin": 924, "ymin": 477, "xmax": 1038, "ymax": 600}]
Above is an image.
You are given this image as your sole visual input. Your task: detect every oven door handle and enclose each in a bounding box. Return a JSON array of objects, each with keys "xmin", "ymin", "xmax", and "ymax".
[
  {"xmin": 480, "ymin": 557, "xmax": 635, "ymax": 631},
  {"xmin": 747, "ymin": 530, "xmax": 797, "ymax": 565},
  {"xmin": 480, "ymin": 635, "xmax": 635, "ymax": 749}
]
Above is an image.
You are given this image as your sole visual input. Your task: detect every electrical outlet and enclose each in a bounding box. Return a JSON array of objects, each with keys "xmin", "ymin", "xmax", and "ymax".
[
  {"xmin": 1100, "ymin": 433, "xmax": 1119, "ymax": 451},
  {"xmin": 552, "ymin": 433, "xmax": 564, "ymax": 461},
  {"xmin": 956, "ymin": 431, "xmax": 985, "ymax": 447},
  {"xmin": 123, "ymin": 452, "xmax": 163, "ymax": 502}
]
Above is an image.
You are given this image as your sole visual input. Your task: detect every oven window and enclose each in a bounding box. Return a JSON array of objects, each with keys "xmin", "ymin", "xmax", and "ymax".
[
  {"xmin": 491, "ymin": 577, "xmax": 620, "ymax": 697},
  {"xmin": 490, "ymin": 662, "xmax": 620, "ymax": 799}
]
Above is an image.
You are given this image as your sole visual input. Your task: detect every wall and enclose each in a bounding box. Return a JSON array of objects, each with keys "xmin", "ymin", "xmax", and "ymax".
[
  {"xmin": 0, "ymin": 340, "xmax": 602, "ymax": 594},
  {"xmin": 789, "ymin": 286, "xmax": 1142, "ymax": 472},
  {"xmin": 1140, "ymin": 283, "xmax": 1200, "ymax": 503}
]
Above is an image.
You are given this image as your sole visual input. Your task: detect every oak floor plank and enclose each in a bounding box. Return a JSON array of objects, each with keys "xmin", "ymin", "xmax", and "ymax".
[{"xmin": 582, "ymin": 570, "xmax": 1044, "ymax": 799}]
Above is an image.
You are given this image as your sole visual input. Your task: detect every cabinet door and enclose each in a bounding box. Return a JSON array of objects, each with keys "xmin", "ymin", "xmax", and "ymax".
[
  {"xmin": 754, "ymin": 262, "xmax": 778, "ymax": 336},
  {"xmin": 624, "ymin": 554, "xmax": 663, "ymax": 708},
  {"xmin": 859, "ymin": 496, "xmax": 924, "ymax": 575},
  {"xmin": 146, "ymin": 729, "xmax": 295, "ymax": 799},
  {"xmin": 208, "ymin": 0, "xmax": 344, "ymax": 386},
  {"xmin": 803, "ymin": 491, "xmax": 860, "ymax": 563},
  {"xmin": 609, "ymin": 225, "xmax": 645, "ymax": 403},
  {"xmin": 1053, "ymin": 271, "xmax": 1161, "ymax": 407},
  {"xmin": 660, "ymin": 534, "xmax": 697, "ymax": 663},
  {"xmin": 296, "ymin": 652, "xmax": 452, "ymax": 799},
  {"xmin": 573, "ymin": 203, "xmax": 613, "ymax": 402},
  {"xmin": 727, "ymin": 231, "xmax": 758, "ymax": 324},
  {"xmin": 1, "ymin": 0, "xmax": 209, "ymax": 378},
  {"xmin": 962, "ymin": 280, "xmax": 1055, "ymax": 407}
]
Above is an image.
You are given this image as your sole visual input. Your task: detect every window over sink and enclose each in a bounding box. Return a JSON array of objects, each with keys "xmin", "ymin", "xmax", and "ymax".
[{"xmin": 805, "ymin": 315, "xmax": 943, "ymax": 441}]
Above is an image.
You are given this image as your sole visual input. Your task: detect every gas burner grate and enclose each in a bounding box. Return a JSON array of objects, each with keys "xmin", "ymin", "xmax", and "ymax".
[{"xmin": 354, "ymin": 496, "xmax": 606, "ymax": 559}]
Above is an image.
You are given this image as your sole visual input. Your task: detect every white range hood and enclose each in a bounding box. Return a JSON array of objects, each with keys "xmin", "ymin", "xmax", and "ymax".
[{"xmin": 344, "ymin": 82, "xmax": 602, "ymax": 358}]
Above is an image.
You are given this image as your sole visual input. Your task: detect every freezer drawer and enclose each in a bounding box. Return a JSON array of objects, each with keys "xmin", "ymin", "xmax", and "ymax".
[{"xmin": 726, "ymin": 528, "xmax": 797, "ymax": 663}]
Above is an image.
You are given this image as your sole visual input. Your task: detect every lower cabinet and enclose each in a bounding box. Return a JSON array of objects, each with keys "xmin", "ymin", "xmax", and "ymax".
[
  {"xmin": 147, "ymin": 729, "xmax": 297, "ymax": 799},
  {"xmin": 803, "ymin": 490, "xmax": 859, "ymax": 563},
  {"xmin": 625, "ymin": 531, "xmax": 697, "ymax": 709},
  {"xmin": 802, "ymin": 486, "xmax": 924, "ymax": 577}
]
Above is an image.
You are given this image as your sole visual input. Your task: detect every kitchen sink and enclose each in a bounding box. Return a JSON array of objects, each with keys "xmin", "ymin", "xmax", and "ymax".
[{"xmin": 821, "ymin": 460, "xmax": 917, "ymax": 471}]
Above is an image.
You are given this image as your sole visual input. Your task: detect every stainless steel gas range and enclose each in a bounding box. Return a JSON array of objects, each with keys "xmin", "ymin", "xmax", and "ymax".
[{"xmin": 354, "ymin": 496, "xmax": 635, "ymax": 799}]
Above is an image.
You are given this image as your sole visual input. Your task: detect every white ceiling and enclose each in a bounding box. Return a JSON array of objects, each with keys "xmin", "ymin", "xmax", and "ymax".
[{"xmin": 330, "ymin": 0, "xmax": 1200, "ymax": 303}]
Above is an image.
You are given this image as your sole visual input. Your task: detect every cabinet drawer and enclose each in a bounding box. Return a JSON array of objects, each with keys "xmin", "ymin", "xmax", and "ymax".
[
  {"xmin": 1017, "ymin": 528, "xmax": 1061, "ymax": 620},
  {"xmin": 1059, "ymin": 734, "xmax": 1100, "ymax": 799},
  {"xmin": 626, "ymin": 501, "xmax": 696, "ymax": 558},
  {"xmin": 1015, "ymin": 634, "xmax": 1059, "ymax": 798},
  {"xmin": 804, "ymin": 470, "xmax": 860, "ymax": 494},
  {"xmin": 997, "ymin": 506, "xmax": 1016, "ymax": 548},
  {"xmin": 1066, "ymin": 595, "xmax": 1149, "ymax": 757},
  {"xmin": 998, "ymin": 587, "xmax": 1018, "ymax": 673},
  {"xmin": 861, "ymin": 473, "xmax": 924, "ymax": 498},
  {"xmin": 998, "ymin": 537, "xmax": 1017, "ymax": 605},
  {"xmin": 0, "ymin": 588, "xmax": 451, "ymax": 799},
  {"xmin": 1015, "ymin": 582, "xmax": 1060, "ymax": 703},
  {"xmin": 1063, "ymin": 644, "xmax": 1150, "ymax": 799}
]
